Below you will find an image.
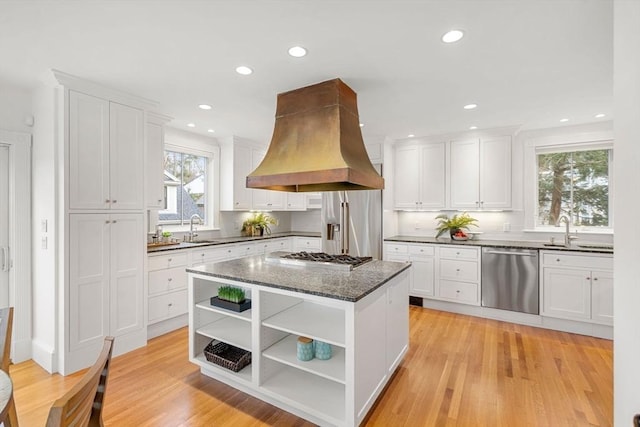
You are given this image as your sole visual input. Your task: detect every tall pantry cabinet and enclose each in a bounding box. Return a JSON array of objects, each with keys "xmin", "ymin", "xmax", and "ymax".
[{"xmin": 35, "ymin": 71, "xmax": 164, "ymax": 375}]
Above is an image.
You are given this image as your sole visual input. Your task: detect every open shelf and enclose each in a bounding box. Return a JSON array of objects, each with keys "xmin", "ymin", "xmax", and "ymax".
[
  {"xmin": 193, "ymin": 353, "xmax": 252, "ymax": 383},
  {"xmin": 262, "ymin": 335, "xmax": 346, "ymax": 384},
  {"xmin": 262, "ymin": 301, "xmax": 346, "ymax": 346},
  {"xmin": 196, "ymin": 316, "xmax": 251, "ymax": 350},
  {"xmin": 260, "ymin": 365, "xmax": 345, "ymax": 426},
  {"xmin": 196, "ymin": 299, "xmax": 252, "ymax": 322}
]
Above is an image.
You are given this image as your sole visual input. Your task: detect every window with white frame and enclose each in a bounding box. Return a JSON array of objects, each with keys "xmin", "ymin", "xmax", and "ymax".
[
  {"xmin": 159, "ymin": 149, "xmax": 213, "ymax": 226},
  {"xmin": 536, "ymin": 145, "xmax": 612, "ymax": 228}
]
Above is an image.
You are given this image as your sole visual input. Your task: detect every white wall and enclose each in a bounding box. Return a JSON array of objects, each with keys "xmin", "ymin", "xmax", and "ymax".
[
  {"xmin": 0, "ymin": 79, "xmax": 32, "ymax": 133},
  {"xmin": 613, "ymin": 0, "xmax": 640, "ymax": 424}
]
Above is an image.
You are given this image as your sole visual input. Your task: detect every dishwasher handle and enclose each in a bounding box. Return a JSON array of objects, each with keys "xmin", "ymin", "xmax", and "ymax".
[{"xmin": 483, "ymin": 249, "xmax": 537, "ymax": 257}]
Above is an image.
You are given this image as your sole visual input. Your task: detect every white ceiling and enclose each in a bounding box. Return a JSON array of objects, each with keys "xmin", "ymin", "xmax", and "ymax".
[{"xmin": 0, "ymin": 0, "xmax": 613, "ymax": 142}]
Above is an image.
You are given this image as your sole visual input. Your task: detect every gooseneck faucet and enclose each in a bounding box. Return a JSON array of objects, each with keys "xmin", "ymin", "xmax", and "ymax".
[
  {"xmin": 189, "ymin": 214, "xmax": 203, "ymax": 242},
  {"xmin": 557, "ymin": 215, "xmax": 578, "ymax": 247}
]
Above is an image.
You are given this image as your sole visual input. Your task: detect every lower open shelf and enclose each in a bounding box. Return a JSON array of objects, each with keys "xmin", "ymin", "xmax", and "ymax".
[
  {"xmin": 193, "ymin": 353, "xmax": 253, "ymax": 383},
  {"xmin": 262, "ymin": 335, "xmax": 346, "ymax": 384},
  {"xmin": 260, "ymin": 364, "xmax": 345, "ymax": 426}
]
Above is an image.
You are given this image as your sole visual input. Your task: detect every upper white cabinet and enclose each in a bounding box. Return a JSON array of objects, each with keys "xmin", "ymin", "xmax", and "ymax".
[
  {"xmin": 285, "ymin": 193, "xmax": 307, "ymax": 211},
  {"xmin": 394, "ymin": 142, "xmax": 446, "ymax": 210},
  {"xmin": 220, "ymin": 140, "xmax": 253, "ymax": 210},
  {"xmin": 69, "ymin": 91, "xmax": 144, "ymax": 210},
  {"xmin": 449, "ymin": 136, "xmax": 511, "ymax": 209},
  {"xmin": 146, "ymin": 112, "xmax": 171, "ymax": 209},
  {"xmin": 251, "ymin": 149, "xmax": 285, "ymax": 210}
]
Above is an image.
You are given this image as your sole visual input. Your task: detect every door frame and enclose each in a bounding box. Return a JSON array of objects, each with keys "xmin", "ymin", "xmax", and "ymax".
[{"xmin": 0, "ymin": 129, "xmax": 31, "ymax": 363}]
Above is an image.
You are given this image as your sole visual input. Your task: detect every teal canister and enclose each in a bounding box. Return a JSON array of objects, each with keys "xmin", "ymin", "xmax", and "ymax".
[
  {"xmin": 314, "ymin": 340, "xmax": 332, "ymax": 360},
  {"xmin": 297, "ymin": 336, "xmax": 314, "ymax": 361}
]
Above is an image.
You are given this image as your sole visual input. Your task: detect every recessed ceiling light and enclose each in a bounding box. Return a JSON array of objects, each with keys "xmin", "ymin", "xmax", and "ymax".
[
  {"xmin": 442, "ymin": 29, "xmax": 464, "ymax": 43},
  {"xmin": 187, "ymin": 123, "xmax": 195, "ymax": 128},
  {"xmin": 595, "ymin": 113, "xmax": 606, "ymax": 118},
  {"xmin": 463, "ymin": 104, "xmax": 477, "ymax": 110},
  {"xmin": 560, "ymin": 118, "xmax": 569, "ymax": 122},
  {"xmin": 288, "ymin": 46, "xmax": 307, "ymax": 57},
  {"xmin": 207, "ymin": 129, "xmax": 215, "ymax": 133},
  {"xmin": 236, "ymin": 66, "xmax": 253, "ymax": 75},
  {"xmin": 408, "ymin": 134, "xmax": 415, "ymax": 138},
  {"xmin": 469, "ymin": 126, "xmax": 478, "ymax": 130},
  {"xmin": 198, "ymin": 104, "xmax": 212, "ymax": 110}
]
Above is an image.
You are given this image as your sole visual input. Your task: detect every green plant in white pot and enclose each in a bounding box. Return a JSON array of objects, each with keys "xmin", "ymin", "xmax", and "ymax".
[{"xmin": 435, "ymin": 212, "xmax": 478, "ymax": 239}]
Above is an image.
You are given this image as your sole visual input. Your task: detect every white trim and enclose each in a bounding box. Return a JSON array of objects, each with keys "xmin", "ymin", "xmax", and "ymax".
[{"xmin": 0, "ymin": 128, "xmax": 32, "ymax": 363}]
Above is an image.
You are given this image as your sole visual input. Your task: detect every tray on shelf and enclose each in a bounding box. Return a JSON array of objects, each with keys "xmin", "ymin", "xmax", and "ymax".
[
  {"xmin": 210, "ymin": 296, "xmax": 252, "ymax": 312},
  {"xmin": 203, "ymin": 340, "xmax": 251, "ymax": 372}
]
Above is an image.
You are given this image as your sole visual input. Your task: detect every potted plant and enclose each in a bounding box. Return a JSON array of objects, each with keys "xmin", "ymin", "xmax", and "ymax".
[
  {"xmin": 242, "ymin": 212, "xmax": 277, "ymax": 237},
  {"xmin": 210, "ymin": 285, "xmax": 251, "ymax": 312},
  {"xmin": 435, "ymin": 212, "xmax": 478, "ymax": 239},
  {"xmin": 161, "ymin": 231, "xmax": 172, "ymax": 243}
]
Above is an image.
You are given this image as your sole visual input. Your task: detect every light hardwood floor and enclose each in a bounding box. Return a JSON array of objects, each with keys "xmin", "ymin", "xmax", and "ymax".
[{"xmin": 10, "ymin": 306, "xmax": 612, "ymax": 426}]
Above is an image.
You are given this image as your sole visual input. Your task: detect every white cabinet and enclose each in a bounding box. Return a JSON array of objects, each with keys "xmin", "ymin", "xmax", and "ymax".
[
  {"xmin": 385, "ymin": 273, "xmax": 409, "ymax": 372},
  {"xmin": 251, "ymin": 149, "xmax": 286, "ymax": 210},
  {"xmin": 255, "ymin": 238, "xmax": 292, "ymax": 254},
  {"xmin": 190, "ymin": 244, "xmax": 238, "ymax": 267},
  {"xmin": 541, "ymin": 251, "xmax": 613, "ymax": 325},
  {"xmin": 148, "ymin": 252, "xmax": 189, "ymax": 325},
  {"xmin": 69, "ymin": 91, "xmax": 144, "ymax": 210},
  {"xmin": 384, "ymin": 243, "xmax": 435, "ymax": 298},
  {"xmin": 69, "ymin": 213, "xmax": 144, "ymax": 369},
  {"xmin": 146, "ymin": 112, "xmax": 171, "ymax": 209},
  {"xmin": 436, "ymin": 246, "xmax": 481, "ymax": 305},
  {"xmin": 293, "ymin": 237, "xmax": 321, "ymax": 252},
  {"xmin": 449, "ymin": 136, "xmax": 511, "ymax": 209},
  {"xmin": 220, "ymin": 142, "xmax": 253, "ymax": 210},
  {"xmin": 394, "ymin": 143, "xmax": 446, "ymax": 210},
  {"xmin": 285, "ymin": 193, "xmax": 307, "ymax": 211}
]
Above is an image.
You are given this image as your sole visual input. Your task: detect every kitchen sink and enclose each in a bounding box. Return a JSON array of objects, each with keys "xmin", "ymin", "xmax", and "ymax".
[
  {"xmin": 184, "ymin": 239, "xmax": 222, "ymax": 245},
  {"xmin": 543, "ymin": 243, "xmax": 568, "ymax": 247}
]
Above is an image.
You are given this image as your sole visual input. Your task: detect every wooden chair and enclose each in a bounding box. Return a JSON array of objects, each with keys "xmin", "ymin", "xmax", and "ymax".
[
  {"xmin": 46, "ymin": 336, "xmax": 115, "ymax": 427},
  {"xmin": 0, "ymin": 306, "xmax": 18, "ymax": 426}
]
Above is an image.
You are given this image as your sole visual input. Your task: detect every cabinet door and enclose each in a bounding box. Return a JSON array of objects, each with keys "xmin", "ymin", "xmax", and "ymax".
[
  {"xmin": 394, "ymin": 145, "xmax": 421, "ymax": 209},
  {"xmin": 386, "ymin": 271, "xmax": 409, "ymax": 373},
  {"xmin": 233, "ymin": 144, "xmax": 253, "ymax": 210},
  {"xmin": 409, "ymin": 257, "xmax": 435, "ymax": 297},
  {"xmin": 479, "ymin": 136, "xmax": 511, "ymax": 209},
  {"xmin": 110, "ymin": 102, "xmax": 144, "ymax": 210},
  {"xmin": 69, "ymin": 91, "xmax": 110, "ymax": 210},
  {"xmin": 420, "ymin": 143, "xmax": 446, "ymax": 209},
  {"xmin": 146, "ymin": 120, "xmax": 165, "ymax": 208},
  {"xmin": 251, "ymin": 149, "xmax": 285, "ymax": 210},
  {"xmin": 286, "ymin": 193, "xmax": 307, "ymax": 211},
  {"xmin": 591, "ymin": 270, "xmax": 613, "ymax": 325},
  {"xmin": 109, "ymin": 214, "xmax": 144, "ymax": 336},
  {"xmin": 69, "ymin": 214, "xmax": 110, "ymax": 352},
  {"xmin": 542, "ymin": 267, "xmax": 591, "ymax": 321},
  {"xmin": 449, "ymin": 139, "xmax": 480, "ymax": 209}
]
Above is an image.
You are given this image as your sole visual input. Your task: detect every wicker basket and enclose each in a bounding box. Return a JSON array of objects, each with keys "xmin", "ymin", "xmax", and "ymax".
[{"xmin": 203, "ymin": 340, "xmax": 251, "ymax": 372}]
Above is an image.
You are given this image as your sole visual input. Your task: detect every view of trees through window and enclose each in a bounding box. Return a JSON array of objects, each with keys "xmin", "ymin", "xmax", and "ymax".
[
  {"xmin": 160, "ymin": 150, "xmax": 207, "ymax": 224},
  {"xmin": 537, "ymin": 149, "xmax": 610, "ymax": 227}
]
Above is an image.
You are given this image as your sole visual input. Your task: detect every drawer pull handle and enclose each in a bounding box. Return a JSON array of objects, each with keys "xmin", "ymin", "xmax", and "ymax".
[
  {"xmin": 593, "ymin": 277, "xmax": 598, "ymax": 281},
  {"xmin": 556, "ymin": 258, "xmax": 561, "ymax": 262},
  {"xmin": 168, "ymin": 303, "xmax": 173, "ymax": 307}
]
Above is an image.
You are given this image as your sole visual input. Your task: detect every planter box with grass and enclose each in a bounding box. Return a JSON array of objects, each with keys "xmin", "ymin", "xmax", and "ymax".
[{"xmin": 211, "ymin": 285, "xmax": 251, "ymax": 312}]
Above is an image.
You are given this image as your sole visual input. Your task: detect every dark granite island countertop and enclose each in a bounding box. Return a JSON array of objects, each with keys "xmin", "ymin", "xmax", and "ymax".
[{"xmin": 186, "ymin": 254, "xmax": 411, "ymax": 302}]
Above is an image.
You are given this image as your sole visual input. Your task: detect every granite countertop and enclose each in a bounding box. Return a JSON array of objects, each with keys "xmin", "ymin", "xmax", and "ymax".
[
  {"xmin": 147, "ymin": 231, "xmax": 321, "ymax": 253},
  {"xmin": 384, "ymin": 235, "xmax": 614, "ymax": 254},
  {"xmin": 186, "ymin": 254, "xmax": 411, "ymax": 302}
]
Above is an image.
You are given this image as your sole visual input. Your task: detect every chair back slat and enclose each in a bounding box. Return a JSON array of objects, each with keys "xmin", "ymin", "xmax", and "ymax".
[
  {"xmin": 46, "ymin": 336, "xmax": 114, "ymax": 427},
  {"xmin": 0, "ymin": 307, "xmax": 14, "ymax": 373}
]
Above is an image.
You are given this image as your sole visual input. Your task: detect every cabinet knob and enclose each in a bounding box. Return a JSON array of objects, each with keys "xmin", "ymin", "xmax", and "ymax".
[
  {"xmin": 593, "ymin": 277, "xmax": 599, "ymax": 281},
  {"xmin": 556, "ymin": 258, "xmax": 561, "ymax": 262},
  {"xmin": 456, "ymin": 252, "xmax": 460, "ymax": 255},
  {"xmin": 112, "ymin": 220, "xmax": 117, "ymax": 224},
  {"xmin": 157, "ymin": 199, "xmax": 163, "ymax": 203},
  {"xmin": 168, "ymin": 303, "xmax": 173, "ymax": 307},
  {"xmin": 456, "ymin": 268, "xmax": 460, "ymax": 272},
  {"xmin": 201, "ymin": 254, "xmax": 205, "ymax": 257},
  {"xmin": 168, "ymin": 258, "xmax": 172, "ymax": 262},
  {"xmin": 586, "ymin": 277, "xmax": 591, "ymax": 280},
  {"xmin": 105, "ymin": 220, "xmax": 110, "ymax": 224},
  {"xmin": 168, "ymin": 278, "xmax": 172, "ymax": 282},
  {"xmin": 105, "ymin": 199, "xmax": 111, "ymax": 203},
  {"xmin": 456, "ymin": 290, "xmax": 461, "ymax": 293}
]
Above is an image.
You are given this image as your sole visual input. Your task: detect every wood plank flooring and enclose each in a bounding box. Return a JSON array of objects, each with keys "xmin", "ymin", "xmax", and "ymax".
[{"xmin": 10, "ymin": 307, "xmax": 612, "ymax": 426}]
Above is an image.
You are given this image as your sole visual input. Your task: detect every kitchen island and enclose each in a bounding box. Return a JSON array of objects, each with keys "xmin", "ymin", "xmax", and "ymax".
[{"xmin": 187, "ymin": 254, "xmax": 411, "ymax": 427}]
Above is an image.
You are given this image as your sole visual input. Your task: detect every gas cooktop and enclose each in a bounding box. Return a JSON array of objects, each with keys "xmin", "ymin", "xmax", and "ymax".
[{"xmin": 264, "ymin": 251, "xmax": 373, "ymax": 272}]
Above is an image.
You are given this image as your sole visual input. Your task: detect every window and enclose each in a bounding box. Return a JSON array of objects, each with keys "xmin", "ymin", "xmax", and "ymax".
[
  {"xmin": 159, "ymin": 150, "xmax": 208, "ymax": 225},
  {"xmin": 537, "ymin": 148, "xmax": 612, "ymax": 228}
]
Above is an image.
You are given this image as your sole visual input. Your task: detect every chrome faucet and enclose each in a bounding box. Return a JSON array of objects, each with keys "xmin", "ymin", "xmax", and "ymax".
[
  {"xmin": 188, "ymin": 214, "xmax": 203, "ymax": 242},
  {"xmin": 557, "ymin": 215, "xmax": 578, "ymax": 247}
]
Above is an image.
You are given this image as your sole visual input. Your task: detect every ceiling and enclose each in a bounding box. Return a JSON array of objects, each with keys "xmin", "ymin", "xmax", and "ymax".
[{"xmin": 0, "ymin": 0, "xmax": 613, "ymax": 143}]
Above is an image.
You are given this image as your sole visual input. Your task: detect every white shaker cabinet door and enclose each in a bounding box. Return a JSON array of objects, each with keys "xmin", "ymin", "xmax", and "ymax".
[
  {"xmin": 591, "ymin": 270, "xmax": 614, "ymax": 325},
  {"xmin": 109, "ymin": 102, "xmax": 144, "ymax": 210},
  {"xmin": 542, "ymin": 267, "xmax": 591, "ymax": 321},
  {"xmin": 69, "ymin": 91, "xmax": 110, "ymax": 210},
  {"xmin": 449, "ymin": 139, "xmax": 480, "ymax": 209},
  {"xmin": 479, "ymin": 136, "xmax": 511, "ymax": 209},
  {"xmin": 146, "ymin": 118, "xmax": 165, "ymax": 208},
  {"xmin": 109, "ymin": 213, "xmax": 145, "ymax": 337},
  {"xmin": 394, "ymin": 145, "xmax": 422, "ymax": 209},
  {"xmin": 233, "ymin": 144, "xmax": 253, "ymax": 210},
  {"xmin": 69, "ymin": 214, "xmax": 110, "ymax": 352}
]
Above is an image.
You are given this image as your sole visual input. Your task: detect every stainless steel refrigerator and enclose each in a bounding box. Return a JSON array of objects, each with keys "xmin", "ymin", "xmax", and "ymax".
[{"xmin": 321, "ymin": 165, "xmax": 383, "ymax": 259}]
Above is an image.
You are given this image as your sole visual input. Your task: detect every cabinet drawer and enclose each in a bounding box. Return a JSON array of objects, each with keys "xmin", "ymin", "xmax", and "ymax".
[
  {"xmin": 191, "ymin": 245, "xmax": 237, "ymax": 265},
  {"xmin": 236, "ymin": 243, "xmax": 256, "ymax": 258},
  {"xmin": 148, "ymin": 266, "xmax": 188, "ymax": 295},
  {"xmin": 148, "ymin": 289, "xmax": 188, "ymax": 324},
  {"xmin": 440, "ymin": 259, "xmax": 478, "ymax": 282},
  {"xmin": 262, "ymin": 238, "xmax": 292, "ymax": 253},
  {"xmin": 542, "ymin": 252, "xmax": 612, "ymax": 270},
  {"xmin": 439, "ymin": 246, "xmax": 479, "ymax": 260},
  {"xmin": 438, "ymin": 280, "xmax": 479, "ymax": 304},
  {"xmin": 294, "ymin": 237, "xmax": 321, "ymax": 251},
  {"xmin": 385, "ymin": 243, "xmax": 408, "ymax": 254},
  {"xmin": 408, "ymin": 244, "xmax": 434, "ymax": 257},
  {"xmin": 148, "ymin": 252, "xmax": 188, "ymax": 271}
]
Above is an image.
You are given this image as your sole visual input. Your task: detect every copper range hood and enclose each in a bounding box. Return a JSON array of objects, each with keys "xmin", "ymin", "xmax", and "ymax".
[{"xmin": 246, "ymin": 78, "xmax": 384, "ymax": 192}]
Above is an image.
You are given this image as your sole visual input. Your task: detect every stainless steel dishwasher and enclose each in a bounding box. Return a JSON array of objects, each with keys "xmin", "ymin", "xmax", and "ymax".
[{"xmin": 481, "ymin": 247, "xmax": 539, "ymax": 314}]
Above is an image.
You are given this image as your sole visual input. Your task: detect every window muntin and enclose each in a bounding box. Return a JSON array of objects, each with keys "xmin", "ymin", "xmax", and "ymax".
[
  {"xmin": 537, "ymin": 148, "xmax": 611, "ymax": 228},
  {"xmin": 159, "ymin": 150, "xmax": 208, "ymax": 225}
]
